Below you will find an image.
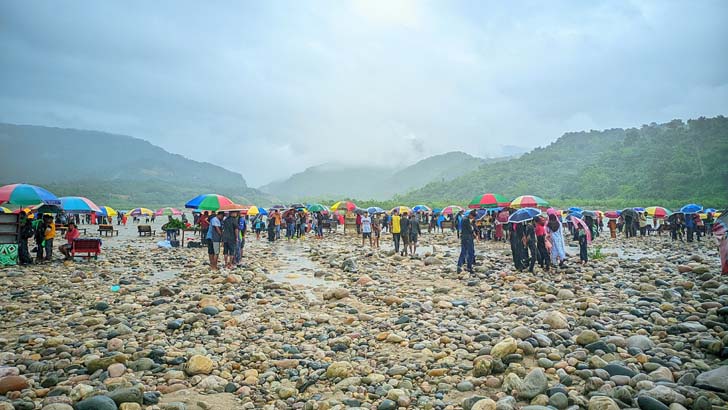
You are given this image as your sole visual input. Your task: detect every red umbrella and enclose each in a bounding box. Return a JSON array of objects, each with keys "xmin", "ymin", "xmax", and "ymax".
[
  {"xmin": 468, "ymin": 193, "xmax": 510, "ymax": 209},
  {"xmin": 571, "ymin": 216, "xmax": 592, "ymax": 244},
  {"xmin": 604, "ymin": 211, "xmax": 620, "ymax": 219}
]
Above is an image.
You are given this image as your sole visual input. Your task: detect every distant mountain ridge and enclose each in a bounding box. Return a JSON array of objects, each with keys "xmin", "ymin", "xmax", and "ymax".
[
  {"xmin": 395, "ymin": 116, "xmax": 728, "ymax": 208},
  {"xmin": 0, "ymin": 123, "xmax": 272, "ymax": 208},
  {"xmin": 260, "ymin": 151, "xmax": 502, "ymax": 201}
]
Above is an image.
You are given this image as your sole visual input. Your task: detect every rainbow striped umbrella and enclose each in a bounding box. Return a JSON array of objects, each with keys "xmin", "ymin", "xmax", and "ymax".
[
  {"xmin": 441, "ymin": 205, "xmax": 464, "ymax": 215},
  {"xmin": 0, "ymin": 183, "xmax": 61, "ymax": 206},
  {"xmin": 468, "ymin": 193, "xmax": 510, "ymax": 209},
  {"xmin": 390, "ymin": 206, "xmax": 413, "ymax": 215},
  {"xmin": 129, "ymin": 207, "xmax": 154, "ymax": 216},
  {"xmin": 331, "ymin": 201, "xmax": 358, "ymax": 212},
  {"xmin": 155, "ymin": 207, "xmax": 182, "ymax": 216},
  {"xmin": 185, "ymin": 194, "xmax": 233, "ymax": 211},
  {"xmin": 97, "ymin": 206, "xmax": 118, "ymax": 217},
  {"xmin": 510, "ymin": 195, "xmax": 549, "ymax": 209},
  {"xmin": 645, "ymin": 206, "xmax": 672, "ymax": 219},
  {"xmin": 60, "ymin": 196, "xmax": 102, "ymax": 213}
]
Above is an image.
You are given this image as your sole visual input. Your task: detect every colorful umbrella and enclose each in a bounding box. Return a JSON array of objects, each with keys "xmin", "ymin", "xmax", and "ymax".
[
  {"xmin": 570, "ymin": 216, "xmax": 592, "ymax": 244},
  {"xmin": 413, "ymin": 205, "xmax": 431, "ymax": 212},
  {"xmin": 508, "ymin": 207, "xmax": 541, "ymax": 223},
  {"xmin": 155, "ymin": 207, "xmax": 183, "ymax": 216},
  {"xmin": 60, "ymin": 196, "xmax": 102, "ymax": 213},
  {"xmin": 604, "ymin": 211, "xmax": 620, "ymax": 219},
  {"xmin": 185, "ymin": 194, "xmax": 234, "ymax": 211},
  {"xmin": 247, "ymin": 206, "xmax": 268, "ymax": 216},
  {"xmin": 269, "ymin": 204, "xmax": 286, "ymax": 211},
  {"xmin": 331, "ymin": 201, "xmax": 357, "ymax": 212},
  {"xmin": 582, "ymin": 210, "xmax": 597, "ymax": 218},
  {"xmin": 0, "ymin": 183, "xmax": 61, "ymax": 206},
  {"xmin": 0, "ymin": 206, "xmax": 10, "ymax": 213},
  {"xmin": 367, "ymin": 206, "xmax": 385, "ymax": 215},
  {"xmin": 129, "ymin": 207, "xmax": 154, "ymax": 216},
  {"xmin": 469, "ymin": 193, "xmax": 510, "ymax": 209},
  {"xmin": 680, "ymin": 204, "xmax": 703, "ymax": 214},
  {"xmin": 441, "ymin": 205, "xmax": 464, "ymax": 215},
  {"xmin": 633, "ymin": 207, "xmax": 645, "ymax": 212},
  {"xmin": 510, "ymin": 195, "xmax": 549, "ymax": 209},
  {"xmin": 97, "ymin": 206, "xmax": 118, "ymax": 217},
  {"xmin": 390, "ymin": 206, "xmax": 412, "ymax": 215},
  {"xmin": 307, "ymin": 204, "xmax": 328, "ymax": 213},
  {"xmin": 704, "ymin": 208, "xmax": 717, "ymax": 214},
  {"xmin": 645, "ymin": 206, "xmax": 672, "ymax": 219}
]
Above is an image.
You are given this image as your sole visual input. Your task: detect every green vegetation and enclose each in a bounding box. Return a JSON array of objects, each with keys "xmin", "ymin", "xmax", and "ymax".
[{"xmin": 394, "ymin": 116, "xmax": 728, "ymax": 209}]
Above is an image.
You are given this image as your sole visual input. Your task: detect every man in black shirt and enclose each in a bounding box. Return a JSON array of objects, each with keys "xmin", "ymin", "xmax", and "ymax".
[
  {"xmin": 222, "ymin": 211, "xmax": 239, "ymax": 269},
  {"xmin": 457, "ymin": 210, "xmax": 477, "ymax": 274},
  {"xmin": 400, "ymin": 212, "xmax": 411, "ymax": 256}
]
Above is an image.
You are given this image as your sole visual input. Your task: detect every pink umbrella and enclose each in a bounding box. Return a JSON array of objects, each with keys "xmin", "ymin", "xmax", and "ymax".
[{"xmin": 570, "ymin": 216, "xmax": 592, "ymax": 244}]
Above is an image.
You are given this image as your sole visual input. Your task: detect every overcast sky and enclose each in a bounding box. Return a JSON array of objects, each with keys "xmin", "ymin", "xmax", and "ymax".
[{"xmin": 1, "ymin": 1, "xmax": 726, "ymax": 186}]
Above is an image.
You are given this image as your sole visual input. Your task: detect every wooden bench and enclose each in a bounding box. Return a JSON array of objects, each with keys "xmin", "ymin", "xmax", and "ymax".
[
  {"xmin": 98, "ymin": 224, "xmax": 118, "ymax": 237},
  {"xmin": 71, "ymin": 238, "xmax": 102, "ymax": 259},
  {"xmin": 138, "ymin": 225, "xmax": 155, "ymax": 237},
  {"xmin": 57, "ymin": 226, "xmax": 87, "ymax": 236}
]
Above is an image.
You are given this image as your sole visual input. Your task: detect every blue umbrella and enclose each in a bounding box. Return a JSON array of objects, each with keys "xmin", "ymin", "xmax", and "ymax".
[
  {"xmin": 680, "ymin": 204, "xmax": 703, "ymax": 214},
  {"xmin": 476, "ymin": 209, "xmax": 488, "ymax": 219},
  {"xmin": 432, "ymin": 208, "xmax": 442, "ymax": 214},
  {"xmin": 568, "ymin": 207, "xmax": 583, "ymax": 213},
  {"xmin": 413, "ymin": 205, "xmax": 431, "ymax": 212},
  {"xmin": 705, "ymin": 208, "xmax": 716, "ymax": 214},
  {"xmin": 367, "ymin": 206, "xmax": 385, "ymax": 215},
  {"xmin": 508, "ymin": 207, "xmax": 541, "ymax": 223},
  {"xmin": 567, "ymin": 211, "xmax": 583, "ymax": 220},
  {"xmin": 633, "ymin": 207, "xmax": 645, "ymax": 212}
]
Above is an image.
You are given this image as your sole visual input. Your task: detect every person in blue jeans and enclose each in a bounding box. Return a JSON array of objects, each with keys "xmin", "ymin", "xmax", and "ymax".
[{"xmin": 457, "ymin": 210, "xmax": 477, "ymax": 274}]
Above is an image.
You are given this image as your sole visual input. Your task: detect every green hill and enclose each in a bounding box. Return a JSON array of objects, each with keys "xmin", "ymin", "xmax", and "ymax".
[
  {"xmin": 0, "ymin": 123, "xmax": 273, "ymax": 208},
  {"xmin": 260, "ymin": 151, "xmax": 496, "ymax": 201},
  {"xmin": 396, "ymin": 116, "xmax": 728, "ymax": 209}
]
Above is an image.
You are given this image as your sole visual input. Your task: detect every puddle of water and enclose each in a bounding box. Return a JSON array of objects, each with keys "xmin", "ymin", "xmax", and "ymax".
[
  {"xmin": 149, "ymin": 270, "xmax": 180, "ymax": 283},
  {"xmin": 267, "ymin": 246, "xmax": 341, "ymax": 300}
]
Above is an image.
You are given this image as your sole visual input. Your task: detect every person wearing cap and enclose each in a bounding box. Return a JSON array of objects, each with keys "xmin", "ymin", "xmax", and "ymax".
[{"xmin": 457, "ymin": 210, "xmax": 477, "ymax": 274}]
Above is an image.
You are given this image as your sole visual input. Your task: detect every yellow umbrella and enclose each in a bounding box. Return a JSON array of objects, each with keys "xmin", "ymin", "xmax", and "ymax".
[
  {"xmin": 390, "ymin": 206, "xmax": 413, "ymax": 214},
  {"xmin": 246, "ymin": 206, "xmax": 267, "ymax": 216},
  {"xmin": 0, "ymin": 206, "xmax": 11, "ymax": 213},
  {"xmin": 129, "ymin": 207, "xmax": 154, "ymax": 216},
  {"xmin": 331, "ymin": 201, "xmax": 357, "ymax": 212},
  {"xmin": 98, "ymin": 206, "xmax": 118, "ymax": 217}
]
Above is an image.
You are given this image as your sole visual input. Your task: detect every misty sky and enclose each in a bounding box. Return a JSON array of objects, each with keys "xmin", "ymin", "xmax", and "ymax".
[{"xmin": 1, "ymin": 1, "xmax": 727, "ymax": 186}]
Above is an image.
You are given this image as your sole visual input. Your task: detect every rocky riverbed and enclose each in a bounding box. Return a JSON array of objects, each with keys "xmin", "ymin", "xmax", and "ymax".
[{"xmin": 0, "ymin": 226, "xmax": 726, "ymax": 410}]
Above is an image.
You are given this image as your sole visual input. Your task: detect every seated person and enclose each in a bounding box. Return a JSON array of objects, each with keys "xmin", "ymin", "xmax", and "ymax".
[{"xmin": 59, "ymin": 222, "xmax": 80, "ymax": 260}]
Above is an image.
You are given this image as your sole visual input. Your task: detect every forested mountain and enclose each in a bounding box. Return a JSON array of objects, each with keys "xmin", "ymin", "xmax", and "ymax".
[
  {"xmin": 260, "ymin": 151, "xmax": 496, "ymax": 200},
  {"xmin": 396, "ymin": 116, "xmax": 728, "ymax": 208},
  {"xmin": 0, "ymin": 123, "xmax": 272, "ymax": 208}
]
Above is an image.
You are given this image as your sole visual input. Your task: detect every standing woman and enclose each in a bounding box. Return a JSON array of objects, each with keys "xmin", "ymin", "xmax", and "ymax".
[
  {"xmin": 535, "ymin": 216, "xmax": 550, "ymax": 271},
  {"xmin": 547, "ymin": 213, "xmax": 566, "ymax": 268}
]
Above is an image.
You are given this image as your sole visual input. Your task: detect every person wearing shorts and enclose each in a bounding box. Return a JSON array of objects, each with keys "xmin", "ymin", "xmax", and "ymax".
[
  {"xmin": 206, "ymin": 211, "xmax": 223, "ymax": 271},
  {"xmin": 361, "ymin": 214, "xmax": 372, "ymax": 247},
  {"xmin": 400, "ymin": 212, "xmax": 411, "ymax": 256},
  {"xmin": 222, "ymin": 210, "xmax": 239, "ymax": 269}
]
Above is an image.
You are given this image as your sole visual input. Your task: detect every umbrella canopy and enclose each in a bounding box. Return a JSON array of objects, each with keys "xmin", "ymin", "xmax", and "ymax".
[
  {"xmin": 582, "ymin": 210, "xmax": 597, "ymax": 218},
  {"xmin": 713, "ymin": 211, "xmax": 727, "ymax": 236},
  {"xmin": 60, "ymin": 196, "xmax": 102, "ymax": 213},
  {"xmin": 390, "ymin": 206, "xmax": 412, "ymax": 215},
  {"xmin": 330, "ymin": 201, "xmax": 357, "ymax": 212},
  {"xmin": 129, "ymin": 207, "xmax": 154, "ymax": 216},
  {"xmin": 288, "ymin": 203, "xmax": 306, "ymax": 210},
  {"xmin": 412, "ymin": 205, "xmax": 431, "ymax": 212},
  {"xmin": 570, "ymin": 216, "xmax": 592, "ymax": 244},
  {"xmin": 468, "ymin": 193, "xmax": 510, "ymax": 209},
  {"xmin": 246, "ymin": 206, "xmax": 268, "ymax": 216},
  {"xmin": 441, "ymin": 205, "xmax": 464, "ymax": 215},
  {"xmin": 269, "ymin": 204, "xmax": 286, "ymax": 211},
  {"xmin": 604, "ymin": 211, "xmax": 620, "ymax": 219},
  {"xmin": 508, "ymin": 207, "xmax": 541, "ymax": 223},
  {"xmin": 568, "ymin": 207, "xmax": 583, "ymax": 213},
  {"xmin": 367, "ymin": 206, "xmax": 385, "ymax": 215},
  {"xmin": 633, "ymin": 207, "xmax": 645, "ymax": 212},
  {"xmin": 510, "ymin": 195, "xmax": 549, "ymax": 209},
  {"xmin": 97, "ymin": 206, "xmax": 118, "ymax": 217},
  {"xmin": 155, "ymin": 207, "xmax": 183, "ymax": 216},
  {"xmin": 645, "ymin": 206, "xmax": 672, "ymax": 219},
  {"xmin": 432, "ymin": 208, "xmax": 442, "ymax": 214},
  {"xmin": 0, "ymin": 183, "xmax": 61, "ymax": 206},
  {"xmin": 680, "ymin": 203, "xmax": 703, "ymax": 214},
  {"xmin": 185, "ymin": 194, "xmax": 234, "ymax": 211},
  {"xmin": 705, "ymin": 208, "xmax": 716, "ymax": 214},
  {"xmin": 0, "ymin": 206, "xmax": 11, "ymax": 213},
  {"xmin": 307, "ymin": 203, "xmax": 328, "ymax": 213},
  {"xmin": 621, "ymin": 208, "xmax": 638, "ymax": 219},
  {"xmin": 568, "ymin": 211, "xmax": 583, "ymax": 219}
]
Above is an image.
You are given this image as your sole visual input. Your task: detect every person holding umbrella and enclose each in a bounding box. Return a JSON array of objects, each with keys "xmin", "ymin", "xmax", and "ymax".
[{"xmin": 457, "ymin": 210, "xmax": 477, "ymax": 274}]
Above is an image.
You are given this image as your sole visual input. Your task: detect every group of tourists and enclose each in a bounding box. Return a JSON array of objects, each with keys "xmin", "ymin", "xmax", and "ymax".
[{"xmin": 16, "ymin": 210, "xmax": 80, "ymax": 265}]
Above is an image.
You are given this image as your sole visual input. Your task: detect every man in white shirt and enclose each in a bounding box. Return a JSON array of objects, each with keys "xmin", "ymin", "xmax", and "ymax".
[{"xmin": 361, "ymin": 214, "xmax": 373, "ymax": 247}]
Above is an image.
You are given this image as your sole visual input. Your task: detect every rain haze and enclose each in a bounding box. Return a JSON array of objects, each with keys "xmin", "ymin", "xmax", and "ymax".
[{"xmin": 1, "ymin": 1, "xmax": 727, "ymax": 186}]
